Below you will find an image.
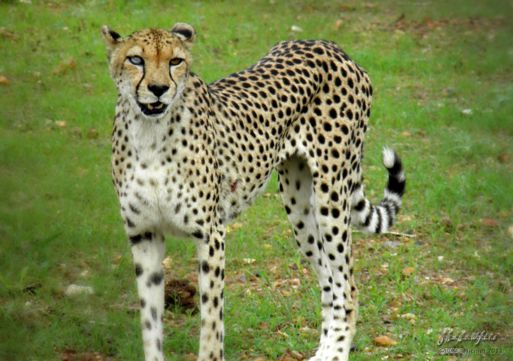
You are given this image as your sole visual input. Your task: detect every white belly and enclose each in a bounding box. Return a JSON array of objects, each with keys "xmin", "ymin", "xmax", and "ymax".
[{"xmin": 121, "ymin": 164, "xmax": 190, "ymax": 238}]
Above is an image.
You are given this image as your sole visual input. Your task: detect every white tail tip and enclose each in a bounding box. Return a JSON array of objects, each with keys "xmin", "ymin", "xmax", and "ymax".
[{"xmin": 382, "ymin": 147, "xmax": 396, "ymax": 168}]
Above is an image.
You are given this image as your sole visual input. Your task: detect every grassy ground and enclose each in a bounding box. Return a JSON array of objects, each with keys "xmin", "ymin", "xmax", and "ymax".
[{"xmin": 1, "ymin": 1, "xmax": 512, "ymax": 360}]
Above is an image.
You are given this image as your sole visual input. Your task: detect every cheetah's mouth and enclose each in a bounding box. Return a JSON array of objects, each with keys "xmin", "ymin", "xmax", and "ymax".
[{"xmin": 137, "ymin": 101, "xmax": 168, "ymax": 116}]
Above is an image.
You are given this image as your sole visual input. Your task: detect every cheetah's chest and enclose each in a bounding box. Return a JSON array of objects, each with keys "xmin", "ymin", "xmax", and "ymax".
[
  {"xmin": 119, "ymin": 119, "xmax": 191, "ymax": 237},
  {"xmin": 122, "ymin": 161, "xmax": 189, "ymax": 237}
]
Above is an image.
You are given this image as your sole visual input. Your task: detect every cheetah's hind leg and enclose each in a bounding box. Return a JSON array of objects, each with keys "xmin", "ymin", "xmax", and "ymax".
[{"xmin": 277, "ymin": 156, "xmax": 334, "ymax": 361}]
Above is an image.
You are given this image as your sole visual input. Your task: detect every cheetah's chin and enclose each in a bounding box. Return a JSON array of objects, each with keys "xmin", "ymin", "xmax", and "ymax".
[{"xmin": 137, "ymin": 101, "xmax": 168, "ymax": 117}]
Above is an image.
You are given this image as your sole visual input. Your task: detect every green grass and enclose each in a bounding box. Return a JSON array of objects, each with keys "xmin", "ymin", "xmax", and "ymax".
[{"xmin": 1, "ymin": 1, "xmax": 512, "ymax": 360}]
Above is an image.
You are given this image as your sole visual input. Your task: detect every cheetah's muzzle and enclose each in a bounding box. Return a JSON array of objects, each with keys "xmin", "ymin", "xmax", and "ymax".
[{"xmin": 137, "ymin": 101, "xmax": 168, "ymax": 116}]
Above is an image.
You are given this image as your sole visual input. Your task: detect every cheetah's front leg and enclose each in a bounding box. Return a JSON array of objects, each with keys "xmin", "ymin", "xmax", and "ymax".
[
  {"xmin": 130, "ymin": 231, "xmax": 166, "ymax": 361},
  {"xmin": 196, "ymin": 224, "xmax": 226, "ymax": 361}
]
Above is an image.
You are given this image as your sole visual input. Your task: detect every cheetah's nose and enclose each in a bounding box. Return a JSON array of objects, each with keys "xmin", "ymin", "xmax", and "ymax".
[{"xmin": 148, "ymin": 84, "xmax": 170, "ymax": 97}]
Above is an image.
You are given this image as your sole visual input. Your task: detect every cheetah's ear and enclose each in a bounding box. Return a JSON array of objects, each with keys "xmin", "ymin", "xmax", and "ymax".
[
  {"xmin": 171, "ymin": 23, "xmax": 196, "ymax": 45},
  {"xmin": 101, "ymin": 25, "xmax": 123, "ymax": 50}
]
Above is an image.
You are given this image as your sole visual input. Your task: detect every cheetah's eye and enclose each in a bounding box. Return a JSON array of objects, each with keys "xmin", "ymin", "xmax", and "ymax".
[
  {"xmin": 169, "ymin": 58, "xmax": 184, "ymax": 67},
  {"xmin": 127, "ymin": 56, "xmax": 144, "ymax": 66}
]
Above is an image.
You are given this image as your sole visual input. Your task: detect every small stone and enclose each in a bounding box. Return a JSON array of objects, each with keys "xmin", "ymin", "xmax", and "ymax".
[
  {"xmin": 65, "ymin": 284, "xmax": 94, "ymax": 296},
  {"xmin": 290, "ymin": 25, "xmax": 303, "ymax": 32},
  {"xmin": 384, "ymin": 240, "xmax": 400, "ymax": 248},
  {"xmin": 461, "ymin": 108, "xmax": 473, "ymax": 115}
]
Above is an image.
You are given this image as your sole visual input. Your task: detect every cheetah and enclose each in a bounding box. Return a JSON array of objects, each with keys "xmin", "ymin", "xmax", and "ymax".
[{"xmin": 101, "ymin": 23, "xmax": 405, "ymax": 361}]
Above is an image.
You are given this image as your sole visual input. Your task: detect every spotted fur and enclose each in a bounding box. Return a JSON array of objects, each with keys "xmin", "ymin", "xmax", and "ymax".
[{"xmin": 101, "ymin": 23, "xmax": 406, "ymax": 361}]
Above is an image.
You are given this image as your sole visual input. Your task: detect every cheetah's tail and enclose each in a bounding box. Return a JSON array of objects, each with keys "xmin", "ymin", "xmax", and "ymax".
[{"xmin": 350, "ymin": 148, "xmax": 406, "ymax": 233}]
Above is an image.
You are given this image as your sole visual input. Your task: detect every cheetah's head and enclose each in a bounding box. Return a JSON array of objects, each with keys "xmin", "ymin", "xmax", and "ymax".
[{"xmin": 101, "ymin": 24, "xmax": 195, "ymax": 118}]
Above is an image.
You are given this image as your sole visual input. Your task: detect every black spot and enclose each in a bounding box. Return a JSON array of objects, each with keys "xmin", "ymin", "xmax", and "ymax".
[
  {"xmin": 150, "ymin": 307, "xmax": 157, "ymax": 321},
  {"xmin": 201, "ymin": 261, "xmax": 210, "ymax": 273},
  {"xmin": 129, "ymin": 234, "xmax": 142, "ymax": 245},
  {"xmin": 150, "ymin": 272, "xmax": 164, "ymax": 285},
  {"xmin": 320, "ymin": 183, "xmax": 329, "ymax": 193},
  {"xmin": 135, "ymin": 264, "xmax": 143, "ymax": 277}
]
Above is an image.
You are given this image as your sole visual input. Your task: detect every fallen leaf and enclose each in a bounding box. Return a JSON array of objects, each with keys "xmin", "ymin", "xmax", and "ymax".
[
  {"xmin": 481, "ymin": 218, "xmax": 498, "ymax": 227},
  {"xmin": 0, "ymin": 27, "xmax": 17, "ymax": 40},
  {"xmin": 87, "ymin": 128, "xmax": 99, "ymax": 139},
  {"xmin": 400, "ymin": 312, "xmax": 416, "ymax": 320},
  {"xmin": 53, "ymin": 57, "xmax": 77, "ymax": 75},
  {"xmin": 112, "ymin": 254, "xmax": 122, "ymax": 265},
  {"xmin": 290, "ymin": 25, "xmax": 303, "ymax": 32},
  {"xmin": 184, "ymin": 353, "xmax": 196, "ymax": 361},
  {"xmin": 60, "ymin": 349, "xmax": 117, "ymax": 361},
  {"xmin": 162, "ymin": 256, "xmax": 173, "ymax": 271},
  {"xmin": 0, "ymin": 75, "xmax": 10, "ymax": 85},
  {"xmin": 278, "ymin": 350, "xmax": 304, "ymax": 361},
  {"xmin": 374, "ymin": 335, "xmax": 397, "ymax": 347},
  {"xmin": 497, "ymin": 153, "xmax": 510, "ymax": 163},
  {"xmin": 402, "ymin": 267, "xmax": 415, "ymax": 276},
  {"xmin": 508, "ymin": 225, "xmax": 513, "ymax": 240},
  {"xmin": 55, "ymin": 120, "xmax": 67, "ymax": 128},
  {"xmin": 299, "ymin": 326, "xmax": 317, "ymax": 334},
  {"xmin": 340, "ymin": 4, "xmax": 356, "ymax": 11},
  {"xmin": 441, "ymin": 277, "xmax": 455, "ymax": 285},
  {"xmin": 461, "ymin": 108, "xmax": 473, "ymax": 115},
  {"xmin": 334, "ymin": 19, "xmax": 343, "ymax": 30}
]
